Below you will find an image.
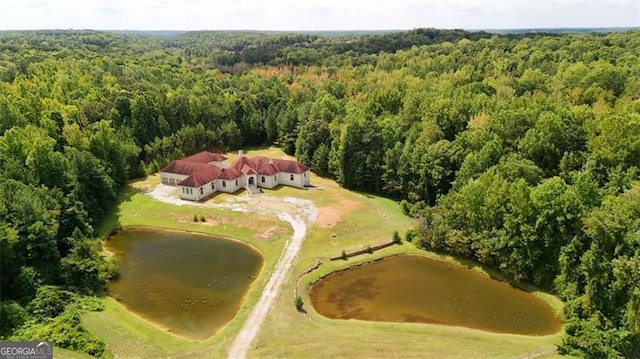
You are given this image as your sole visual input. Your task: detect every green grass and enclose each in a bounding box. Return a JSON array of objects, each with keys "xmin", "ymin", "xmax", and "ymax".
[
  {"xmin": 87, "ymin": 169, "xmax": 291, "ymax": 358},
  {"xmin": 253, "ymin": 239, "xmax": 565, "ymax": 358},
  {"xmin": 85, "ymin": 147, "xmax": 568, "ymax": 358},
  {"xmin": 54, "ymin": 347, "xmax": 91, "ymax": 359}
]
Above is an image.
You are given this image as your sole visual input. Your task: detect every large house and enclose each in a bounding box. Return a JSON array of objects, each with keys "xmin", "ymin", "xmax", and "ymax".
[{"xmin": 160, "ymin": 151, "xmax": 311, "ymax": 201}]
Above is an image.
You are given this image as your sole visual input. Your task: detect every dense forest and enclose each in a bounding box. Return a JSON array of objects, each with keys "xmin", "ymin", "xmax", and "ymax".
[{"xmin": 0, "ymin": 28, "xmax": 639, "ymax": 357}]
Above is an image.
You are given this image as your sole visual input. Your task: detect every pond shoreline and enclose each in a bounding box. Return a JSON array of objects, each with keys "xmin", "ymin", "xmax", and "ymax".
[
  {"xmin": 308, "ymin": 254, "xmax": 562, "ymax": 336},
  {"xmin": 105, "ymin": 227, "xmax": 264, "ymax": 341}
]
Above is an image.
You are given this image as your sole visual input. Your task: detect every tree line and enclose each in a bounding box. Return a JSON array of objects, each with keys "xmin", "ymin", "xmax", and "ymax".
[{"xmin": 1, "ymin": 29, "xmax": 639, "ymax": 357}]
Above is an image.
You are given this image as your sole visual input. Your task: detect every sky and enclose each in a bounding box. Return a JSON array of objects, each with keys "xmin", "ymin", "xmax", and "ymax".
[{"xmin": 0, "ymin": 0, "xmax": 638, "ymax": 31}]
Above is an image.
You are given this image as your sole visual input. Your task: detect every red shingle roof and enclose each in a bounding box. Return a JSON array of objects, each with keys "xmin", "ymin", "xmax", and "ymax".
[
  {"xmin": 183, "ymin": 151, "xmax": 227, "ymax": 164},
  {"xmin": 271, "ymin": 159, "xmax": 309, "ymax": 174},
  {"xmin": 162, "ymin": 152, "xmax": 309, "ymax": 188},
  {"xmin": 230, "ymin": 156, "xmax": 309, "ymax": 175},
  {"xmin": 241, "ymin": 164, "xmax": 257, "ymax": 175},
  {"xmin": 219, "ymin": 167, "xmax": 242, "ymax": 180},
  {"xmin": 160, "ymin": 160, "xmax": 211, "ymax": 175},
  {"xmin": 257, "ymin": 163, "xmax": 279, "ymax": 176},
  {"xmin": 178, "ymin": 166, "xmax": 222, "ymax": 187}
]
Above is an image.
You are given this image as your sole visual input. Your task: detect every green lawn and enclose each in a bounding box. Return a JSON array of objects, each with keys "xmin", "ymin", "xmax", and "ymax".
[
  {"xmin": 85, "ymin": 147, "xmax": 567, "ymax": 358},
  {"xmin": 86, "ymin": 169, "xmax": 291, "ymax": 358}
]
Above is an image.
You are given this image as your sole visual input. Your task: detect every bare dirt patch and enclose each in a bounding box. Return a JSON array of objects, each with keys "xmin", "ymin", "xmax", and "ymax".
[
  {"xmin": 316, "ymin": 196, "xmax": 362, "ymax": 228},
  {"xmin": 256, "ymin": 226, "xmax": 278, "ymax": 239}
]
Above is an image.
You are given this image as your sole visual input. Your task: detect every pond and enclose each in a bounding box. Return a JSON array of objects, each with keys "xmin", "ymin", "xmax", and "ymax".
[
  {"xmin": 106, "ymin": 227, "xmax": 263, "ymax": 340},
  {"xmin": 310, "ymin": 255, "xmax": 561, "ymax": 335}
]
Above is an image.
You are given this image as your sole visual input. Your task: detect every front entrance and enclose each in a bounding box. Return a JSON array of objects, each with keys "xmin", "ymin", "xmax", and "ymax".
[{"xmin": 248, "ymin": 176, "xmax": 255, "ymax": 185}]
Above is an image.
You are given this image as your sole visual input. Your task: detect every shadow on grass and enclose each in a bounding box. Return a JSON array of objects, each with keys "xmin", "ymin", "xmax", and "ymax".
[{"xmin": 95, "ymin": 187, "xmax": 141, "ymax": 239}]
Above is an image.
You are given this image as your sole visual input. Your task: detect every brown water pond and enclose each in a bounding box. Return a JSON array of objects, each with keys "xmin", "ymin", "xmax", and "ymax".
[
  {"xmin": 106, "ymin": 227, "xmax": 263, "ymax": 340},
  {"xmin": 310, "ymin": 255, "xmax": 561, "ymax": 335}
]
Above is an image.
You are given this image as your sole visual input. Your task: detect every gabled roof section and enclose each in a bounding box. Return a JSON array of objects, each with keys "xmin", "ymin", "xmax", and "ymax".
[
  {"xmin": 230, "ymin": 156, "xmax": 252, "ymax": 171},
  {"xmin": 272, "ymin": 159, "xmax": 310, "ymax": 174},
  {"xmin": 183, "ymin": 151, "xmax": 227, "ymax": 164},
  {"xmin": 178, "ymin": 166, "xmax": 222, "ymax": 187},
  {"xmin": 229, "ymin": 156, "xmax": 308, "ymax": 175},
  {"xmin": 219, "ymin": 167, "xmax": 242, "ymax": 180},
  {"xmin": 161, "ymin": 160, "xmax": 211, "ymax": 176},
  {"xmin": 241, "ymin": 164, "xmax": 257, "ymax": 175},
  {"xmin": 257, "ymin": 163, "xmax": 279, "ymax": 176}
]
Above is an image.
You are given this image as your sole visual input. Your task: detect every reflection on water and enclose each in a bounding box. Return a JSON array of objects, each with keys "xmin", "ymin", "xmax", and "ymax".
[
  {"xmin": 310, "ymin": 255, "xmax": 561, "ymax": 335},
  {"xmin": 106, "ymin": 228, "xmax": 263, "ymax": 340}
]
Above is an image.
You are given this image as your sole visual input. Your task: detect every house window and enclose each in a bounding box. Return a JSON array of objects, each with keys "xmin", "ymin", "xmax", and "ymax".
[
  {"xmin": 189, "ymin": 188, "xmax": 193, "ymax": 194},
  {"xmin": 235, "ymin": 179, "xmax": 238, "ymax": 186},
  {"xmin": 273, "ymin": 175, "xmax": 276, "ymax": 181},
  {"xmin": 261, "ymin": 176, "xmax": 265, "ymax": 183},
  {"xmin": 290, "ymin": 174, "xmax": 294, "ymax": 181},
  {"xmin": 211, "ymin": 183, "xmax": 215, "ymax": 189},
  {"xmin": 223, "ymin": 181, "xmax": 226, "ymax": 188},
  {"xmin": 200, "ymin": 187, "xmax": 203, "ymax": 195}
]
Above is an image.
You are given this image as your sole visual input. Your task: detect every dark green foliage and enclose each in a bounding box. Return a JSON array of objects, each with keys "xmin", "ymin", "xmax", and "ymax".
[
  {"xmin": 295, "ymin": 296, "xmax": 304, "ymax": 312},
  {"xmin": 60, "ymin": 238, "xmax": 114, "ymax": 294},
  {"xmin": 28, "ymin": 286, "xmax": 73, "ymax": 319},
  {"xmin": 405, "ymin": 229, "xmax": 417, "ymax": 243},
  {"xmin": 15, "ymin": 311, "xmax": 107, "ymax": 357},
  {"xmin": 0, "ymin": 29, "xmax": 639, "ymax": 357},
  {"xmin": 0, "ymin": 302, "xmax": 28, "ymax": 336},
  {"xmin": 393, "ymin": 231, "xmax": 401, "ymax": 244}
]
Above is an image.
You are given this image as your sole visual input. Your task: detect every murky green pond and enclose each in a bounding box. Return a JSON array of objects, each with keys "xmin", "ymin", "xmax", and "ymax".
[
  {"xmin": 310, "ymin": 255, "xmax": 561, "ymax": 335},
  {"xmin": 106, "ymin": 227, "xmax": 263, "ymax": 340}
]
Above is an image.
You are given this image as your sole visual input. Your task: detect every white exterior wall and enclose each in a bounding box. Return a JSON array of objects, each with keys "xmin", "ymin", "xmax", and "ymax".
[
  {"xmin": 258, "ymin": 174, "xmax": 278, "ymax": 189},
  {"xmin": 216, "ymin": 176, "xmax": 244, "ymax": 193},
  {"xmin": 160, "ymin": 172, "xmax": 189, "ymax": 186},
  {"xmin": 178, "ymin": 180, "xmax": 217, "ymax": 201},
  {"xmin": 278, "ymin": 172, "xmax": 305, "ymax": 188},
  {"xmin": 178, "ymin": 185, "xmax": 199, "ymax": 200},
  {"xmin": 302, "ymin": 170, "xmax": 310, "ymax": 186}
]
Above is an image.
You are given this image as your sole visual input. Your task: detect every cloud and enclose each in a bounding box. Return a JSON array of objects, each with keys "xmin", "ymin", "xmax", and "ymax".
[
  {"xmin": 0, "ymin": 0, "xmax": 637, "ymax": 30},
  {"xmin": 26, "ymin": 1, "xmax": 48, "ymax": 8}
]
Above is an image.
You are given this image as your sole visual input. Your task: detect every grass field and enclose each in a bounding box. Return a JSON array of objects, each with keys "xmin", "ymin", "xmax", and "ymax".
[{"xmin": 81, "ymin": 147, "xmax": 567, "ymax": 359}]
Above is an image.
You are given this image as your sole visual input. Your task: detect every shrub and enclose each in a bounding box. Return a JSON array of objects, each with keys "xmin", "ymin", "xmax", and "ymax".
[
  {"xmin": 48, "ymin": 311, "xmax": 106, "ymax": 357},
  {"xmin": 28, "ymin": 286, "xmax": 73, "ymax": 319},
  {"xmin": 200, "ymin": 215, "xmax": 206, "ymax": 222},
  {"xmin": 193, "ymin": 214, "xmax": 198, "ymax": 222},
  {"xmin": 295, "ymin": 296, "xmax": 304, "ymax": 312},
  {"xmin": 367, "ymin": 245, "xmax": 373, "ymax": 254},
  {"xmin": 393, "ymin": 230, "xmax": 401, "ymax": 244},
  {"xmin": 405, "ymin": 229, "xmax": 417, "ymax": 242},
  {"xmin": 400, "ymin": 200, "xmax": 411, "ymax": 215},
  {"xmin": 0, "ymin": 301, "xmax": 29, "ymax": 336},
  {"xmin": 341, "ymin": 249, "xmax": 347, "ymax": 260}
]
